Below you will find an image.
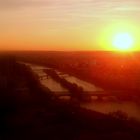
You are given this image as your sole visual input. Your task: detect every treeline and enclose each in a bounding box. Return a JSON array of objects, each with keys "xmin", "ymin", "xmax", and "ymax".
[{"xmin": 44, "ymin": 69, "xmax": 90, "ymax": 101}]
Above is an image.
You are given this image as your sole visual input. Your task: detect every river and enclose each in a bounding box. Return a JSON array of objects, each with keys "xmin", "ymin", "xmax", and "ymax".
[{"xmin": 19, "ymin": 62, "xmax": 140, "ymax": 121}]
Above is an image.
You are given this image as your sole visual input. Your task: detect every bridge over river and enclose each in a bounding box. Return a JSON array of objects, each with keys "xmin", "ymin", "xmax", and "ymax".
[
  {"xmin": 38, "ymin": 72, "xmax": 140, "ymax": 101},
  {"xmin": 19, "ymin": 61, "xmax": 140, "ymax": 102},
  {"xmin": 18, "ymin": 61, "xmax": 140, "ymax": 121},
  {"xmin": 50, "ymin": 90, "xmax": 140, "ymax": 101}
]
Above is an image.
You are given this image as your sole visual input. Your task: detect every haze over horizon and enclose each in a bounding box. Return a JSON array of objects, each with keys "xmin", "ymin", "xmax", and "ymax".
[{"xmin": 1, "ymin": 0, "xmax": 140, "ymax": 51}]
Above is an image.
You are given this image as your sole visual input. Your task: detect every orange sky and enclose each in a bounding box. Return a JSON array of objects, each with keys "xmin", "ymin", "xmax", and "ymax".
[{"xmin": 1, "ymin": 0, "xmax": 140, "ymax": 51}]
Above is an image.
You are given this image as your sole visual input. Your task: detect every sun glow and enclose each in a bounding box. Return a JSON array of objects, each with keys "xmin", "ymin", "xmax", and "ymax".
[
  {"xmin": 98, "ymin": 21, "xmax": 140, "ymax": 51},
  {"xmin": 113, "ymin": 33, "xmax": 134, "ymax": 51}
]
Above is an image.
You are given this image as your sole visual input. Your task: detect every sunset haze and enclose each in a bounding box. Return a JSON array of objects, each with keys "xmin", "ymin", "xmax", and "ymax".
[{"xmin": 1, "ymin": 0, "xmax": 140, "ymax": 51}]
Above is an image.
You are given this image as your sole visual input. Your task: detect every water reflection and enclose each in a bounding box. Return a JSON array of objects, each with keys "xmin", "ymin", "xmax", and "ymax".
[
  {"xmin": 55, "ymin": 71, "xmax": 103, "ymax": 92},
  {"xmin": 19, "ymin": 62, "xmax": 140, "ymax": 121},
  {"xmin": 20, "ymin": 62, "xmax": 69, "ymax": 92},
  {"xmin": 81, "ymin": 101, "xmax": 140, "ymax": 121}
]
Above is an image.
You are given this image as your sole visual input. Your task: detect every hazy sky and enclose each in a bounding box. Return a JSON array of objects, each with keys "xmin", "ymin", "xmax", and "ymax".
[{"xmin": 0, "ymin": 0, "xmax": 140, "ymax": 50}]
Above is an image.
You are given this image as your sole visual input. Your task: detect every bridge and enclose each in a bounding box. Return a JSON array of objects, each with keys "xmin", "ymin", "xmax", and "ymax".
[
  {"xmin": 39, "ymin": 72, "xmax": 69, "ymax": 80},
  {"xmin": 57, "ymin": 73, "xmax": 69, "ymax": 78},
  {"xmin": 51, "ymin": 91, "xmax": 140, "ymax": 101},
  {"xmin": 39, "ymin": 75, "xmax": 49, "ymax": 80},
  {"xmin": 59, "ymin": 75, "xmax": 69, "ymax": 78},
  {"xmin": 38, "ymin": 74, "xmax": 140, "ymax": 101}
]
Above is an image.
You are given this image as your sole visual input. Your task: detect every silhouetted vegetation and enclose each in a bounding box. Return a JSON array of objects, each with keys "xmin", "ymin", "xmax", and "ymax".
[
  {"xmin": 44, "ymin": 69, "xmax": 86, "ymax": 101},
  {"xmin": 0, "ymin": 53, "xmax": 140, "ymax": 140}
]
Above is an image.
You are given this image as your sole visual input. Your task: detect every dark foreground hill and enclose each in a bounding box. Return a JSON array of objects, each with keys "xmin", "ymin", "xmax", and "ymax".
[{"xmin": 0, "ymin": 55, "xmax": 139, "ymax": 140}]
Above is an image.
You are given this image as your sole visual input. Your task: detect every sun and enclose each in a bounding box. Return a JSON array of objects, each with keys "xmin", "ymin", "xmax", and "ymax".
[{"xmin": 113, "ymin": 33, "xmax": 134, "ymax": 51}]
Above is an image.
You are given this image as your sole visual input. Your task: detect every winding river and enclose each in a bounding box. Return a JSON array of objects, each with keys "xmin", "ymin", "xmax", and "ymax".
[{"xmin": 19, "ymin": 62, "xmax": 140, "ymax": 121}]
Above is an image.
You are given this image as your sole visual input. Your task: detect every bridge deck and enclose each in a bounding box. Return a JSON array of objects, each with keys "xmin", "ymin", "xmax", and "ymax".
[{"xmin": 52, "ymin": 91, "xmax": 140, "ymax": 97}]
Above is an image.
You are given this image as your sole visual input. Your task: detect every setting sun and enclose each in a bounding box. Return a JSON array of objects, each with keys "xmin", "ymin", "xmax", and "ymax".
[{"xmin": 113, "ymin": 33, "xmax": 134, "ymax": 51}]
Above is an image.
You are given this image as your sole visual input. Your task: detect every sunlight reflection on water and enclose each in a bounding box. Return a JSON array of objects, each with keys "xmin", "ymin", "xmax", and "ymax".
[{"xmin": 81, "ymin": 101, "xmax": 140, "ymax": 121}]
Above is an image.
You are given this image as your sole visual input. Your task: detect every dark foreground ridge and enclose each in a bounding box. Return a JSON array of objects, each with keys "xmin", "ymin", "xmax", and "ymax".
[{"xmin": 0, "ymin": 54, "xmax": 140, "ymax": 140}]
